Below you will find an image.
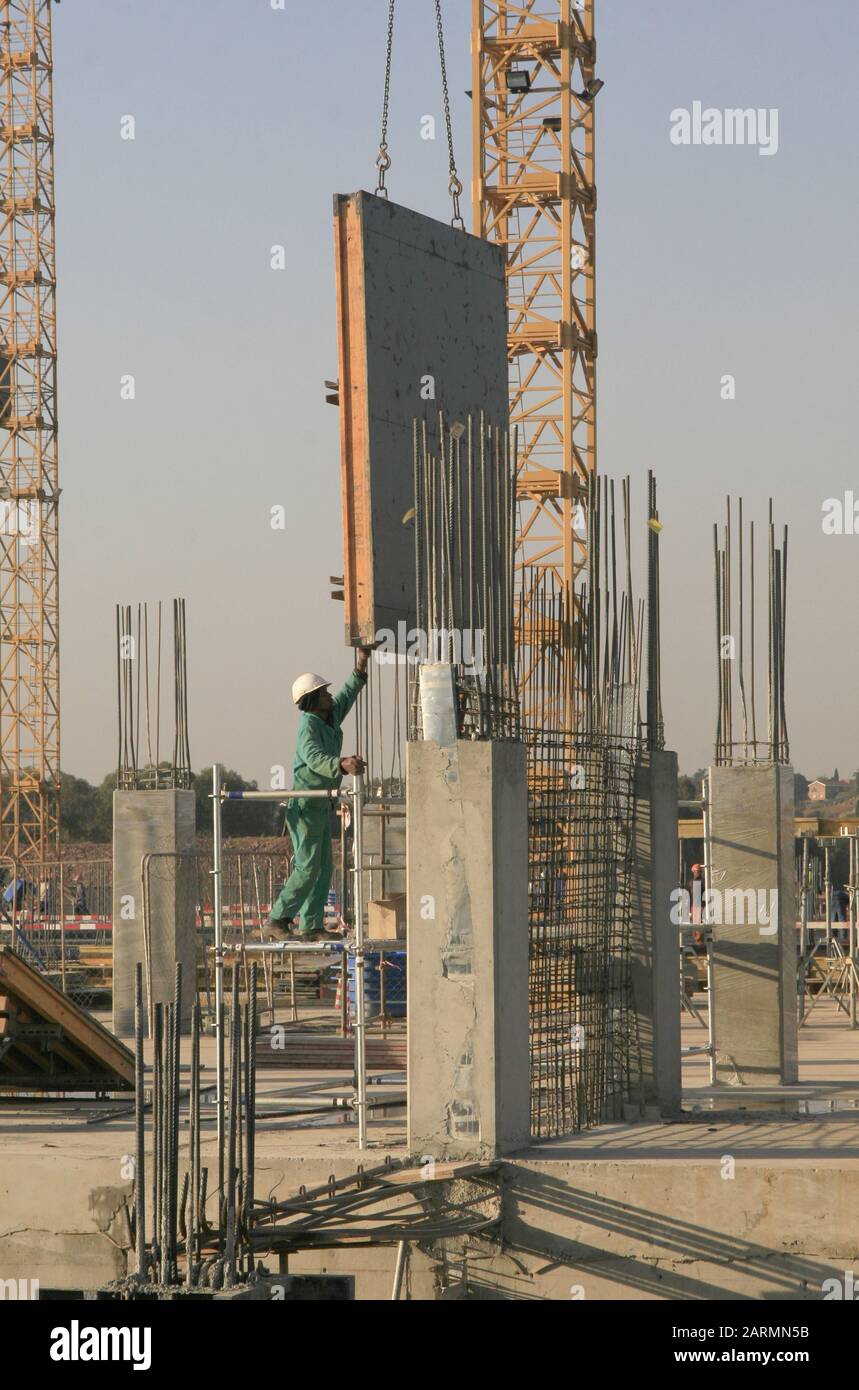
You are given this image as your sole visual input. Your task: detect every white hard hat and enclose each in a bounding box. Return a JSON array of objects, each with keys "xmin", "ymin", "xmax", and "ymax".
[{"xmin": 292, "ymin": 672, "xmax": 330, "ymax": 706}]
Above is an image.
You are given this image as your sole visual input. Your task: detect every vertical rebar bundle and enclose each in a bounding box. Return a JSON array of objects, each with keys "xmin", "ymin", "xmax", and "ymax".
[
  {"xmin": 522, "ymin": 474, "xmax": 656, "ymax": 1136},
  {"xmin": 404, "ymin": 452, "xmax": 660, "ymax": 1136},
  {"xmin": 646, "ymin": 471, "xmax": 664, "ymax": 752},
  {"xmin": 116, "ymin": 598, "xmax": 192, "ymax": 789},
  {"xmin": 714, "ymin": 499, "xmax": 789, "ymax": 765},
  {"xmin": 132, "ymin": 957, "xmax": 261, "ymax": 1290},
  {"xmin": 409, "ymin": 412, "xmax": 519, "ymax": 742}
]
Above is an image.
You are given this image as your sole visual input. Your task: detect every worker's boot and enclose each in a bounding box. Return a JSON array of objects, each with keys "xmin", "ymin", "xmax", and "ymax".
[
  {"xmin": 262, "ymin": 917, "xmax": 298, "ymax": 942},
  {"xmin": 300, "ymin": 926, "xmax": 341, "ymax": 942}
]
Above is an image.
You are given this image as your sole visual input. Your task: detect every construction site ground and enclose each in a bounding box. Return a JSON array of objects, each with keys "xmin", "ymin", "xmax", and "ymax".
[{"xmin": 1, "ymin": 999, "xmax": 857, "ymax": 1299}]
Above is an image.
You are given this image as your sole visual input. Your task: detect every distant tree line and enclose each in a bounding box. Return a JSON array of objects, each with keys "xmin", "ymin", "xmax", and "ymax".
[
  {"xmin": 59, "ymin": 768, "xmax": 281, "ymax": 843},
  {"xmin": 679, "ymin": 770, "xmax": 848, "ymax": 807}
]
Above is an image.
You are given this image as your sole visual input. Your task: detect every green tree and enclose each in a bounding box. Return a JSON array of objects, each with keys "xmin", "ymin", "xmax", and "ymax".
[
  {"xmin": 192, "ymin": 767, "xmax": 279, "ymax": 838},
  {"xmin": 93, "ymin": 773, "xmax": 118, "ymax": 841},
  {"xmin": 59, "ymin": 771, "xmax": 117, "ymax": 843},
  {"xmin": 58, "ymin": 767, "xmax": 279, "ymax": 844},
  {"xmin": 678, "ymin": 769, "xmax": 706, "ymax": 802}
]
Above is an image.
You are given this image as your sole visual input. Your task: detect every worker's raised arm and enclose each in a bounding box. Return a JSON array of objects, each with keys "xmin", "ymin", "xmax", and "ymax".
[{"xmin": 330, "ymin": 649, "xmax": 371, "ymax": 726}]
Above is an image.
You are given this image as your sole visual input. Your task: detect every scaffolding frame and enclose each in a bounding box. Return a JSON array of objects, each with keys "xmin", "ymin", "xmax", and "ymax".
[{"xmin": 209, "ymin": 766, "xmax": 370, "ymax": 1179}]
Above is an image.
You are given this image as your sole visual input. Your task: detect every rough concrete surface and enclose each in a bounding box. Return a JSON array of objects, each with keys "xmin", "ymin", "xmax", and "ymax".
[
  {"xmin": 630, "ymin": 749, "xmax": 682, "ymax": 1115},
  {"xmin": 2, "ymin": 1005, "xmax": 857, "ymax": 1299},
  {"xmin": 406, "ymin": 739, "xmax": 530, "ymax": 1160},
  {"xmin": 709, "ymin": 765, "xmax": 798, "ymax": 1085},
  {"xmin": 112, "ymin": 788, "xmax": 196, "ymax": 1036}
]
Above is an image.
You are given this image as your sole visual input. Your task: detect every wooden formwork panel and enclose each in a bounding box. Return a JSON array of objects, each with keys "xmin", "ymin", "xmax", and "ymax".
[{"xmin": 333, "ymin": 190, "xmax": 508, "ymax": 646}]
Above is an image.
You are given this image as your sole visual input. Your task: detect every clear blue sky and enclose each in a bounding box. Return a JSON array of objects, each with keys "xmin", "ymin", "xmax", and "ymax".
[{"xmin": 55, "ymin": 0, "xmax": 859, "ymax": 784}]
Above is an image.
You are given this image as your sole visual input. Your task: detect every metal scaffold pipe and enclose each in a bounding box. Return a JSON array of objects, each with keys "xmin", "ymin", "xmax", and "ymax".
[
  {"xmin": 223, "ymin": 789, "xmax": 347, "ymax": 802},
  {"xmin": 210, "ymin": 770, "xmax": 370, "ymax": 1151},
  {"xmin": 211, "ymin": 762, "xmax": 225, "ymax": 1206},
  {"xmin": 352, "ymin": 772, "xmax": 368, "ymax": 1149},
  {"xmin": 134, "ymin": 962, "xmax": 146, "ymax": 1279}
]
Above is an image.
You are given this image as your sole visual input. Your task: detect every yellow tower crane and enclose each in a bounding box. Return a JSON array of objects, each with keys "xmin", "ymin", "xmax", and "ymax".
[
  {"xmin": 0, "ymin": 0, "xmax": 61, "ymax": 864},
  {"xmin": 472, "ymin": 0, "xmax": 598, "ymax": 723}
]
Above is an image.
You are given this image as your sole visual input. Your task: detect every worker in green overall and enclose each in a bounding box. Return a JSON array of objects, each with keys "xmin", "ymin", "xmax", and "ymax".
[{"xmin": 264, "ymin": 647, "xmax": 370, "ymax": 941}]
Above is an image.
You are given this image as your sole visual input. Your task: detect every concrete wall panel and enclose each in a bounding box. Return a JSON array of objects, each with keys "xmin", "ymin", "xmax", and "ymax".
[
  {"xmin": 709, "ymin": 764, "xmax": 797, "ymax": 1085},
  {"xmin": 406, "ymin": 739, "xmax": 530, "ymax": 1159},
  {"xmin": 112, "ymin": 789, "xmax": 196, "ymax": 1036},
  {"xmin": 334, "ymin": 191, "xmax": 508, "ymax": 644}
]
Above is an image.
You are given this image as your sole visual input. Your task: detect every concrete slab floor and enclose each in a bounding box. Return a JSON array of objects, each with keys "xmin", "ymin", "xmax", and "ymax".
[
  {"xmin": 2, "ymin": 1001, "xmax": 858, "ymax": 1298},
  {"xmin": 682, "ymin": 998, "xmax": 859, "ymax": 1114},
  {"xmin": 0, "ymin": 1000, "xmax": 856, "ymax": 1165},
  {"xmin": 0, "ymin": 1066, "xmax": 406, "ymax": 1165}
]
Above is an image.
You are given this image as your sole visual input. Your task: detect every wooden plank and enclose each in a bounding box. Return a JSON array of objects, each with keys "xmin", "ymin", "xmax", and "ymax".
[
  {"xmin": 0, "ymin": 1048, "xmax": 27, "ymax": 1074},
  {"xmin": 0, "ymin": 1074, "xmax": 126, "ymax": 1091},
  {"xmin": 382, "ymin": 1160, "xmax": 497, "ymax": 1185},
  {"xmin": 9, "ymin": 1037, "xmax": 53, "ymax": 1072},
  {"xmin": 0, "ymin": 947, "xmax": 133, "ymax": 1090},
  {"xmin": 334, "ymin": 192, "xmax": 372, "ymax": 644}
]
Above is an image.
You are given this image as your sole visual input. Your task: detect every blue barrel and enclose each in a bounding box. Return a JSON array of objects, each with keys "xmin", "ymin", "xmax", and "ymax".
[{"xmin": 347, "ymin": 951, "xmax": 407, "ymax": 1019}]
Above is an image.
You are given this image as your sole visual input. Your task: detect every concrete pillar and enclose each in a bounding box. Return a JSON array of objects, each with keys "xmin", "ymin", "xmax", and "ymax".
[
  {"xmin": 630, "ymin": 749, "xmax": 682, "ymax": 1116},
  {"xmin": 708, "ymin": 764, "xmax": 797, "ymax": 1086},
  {"xmin": 112, "ymin": 790, "xmax": 196, "ymax": 1037},
  {"xmin": 407, "ymin": 739, "xmax": 530, "ymax": 1160}
]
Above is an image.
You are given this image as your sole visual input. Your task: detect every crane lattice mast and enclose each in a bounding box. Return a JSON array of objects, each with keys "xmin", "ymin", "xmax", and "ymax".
[
  {"xmin": 472, "ymin": 0, "xmax": 597, "ymax": 722},
  {"xmin": 0, "ymin": 0, "xmax": 60, "ymax": 862}
]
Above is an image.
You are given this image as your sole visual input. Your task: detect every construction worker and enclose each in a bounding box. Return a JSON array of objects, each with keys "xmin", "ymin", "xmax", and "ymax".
[
  {"xmin": 72, "ymin": 873, "xmax": 88, "ymax": 917},
  {"xmin": 264, "ymin": 648, "xmax": 371, "ymax": 942},
  {"xmin": 688, "ymin": 862, "xmax": 707, "ymax": 951},
  {"xmin": 688, "ymin": 863, "xmax": 704, "ymax": 925}
]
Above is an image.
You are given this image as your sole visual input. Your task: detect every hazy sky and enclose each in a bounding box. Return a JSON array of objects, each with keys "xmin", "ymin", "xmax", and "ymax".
[{"xmin": 54, "ymin": 0, "xmax": 859, "ymax": 786}]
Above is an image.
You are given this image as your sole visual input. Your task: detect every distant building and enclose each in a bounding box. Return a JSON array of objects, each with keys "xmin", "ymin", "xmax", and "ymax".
[{"xmin": 808, "ymin": 778, "xmax": 849, "ymax": 802}]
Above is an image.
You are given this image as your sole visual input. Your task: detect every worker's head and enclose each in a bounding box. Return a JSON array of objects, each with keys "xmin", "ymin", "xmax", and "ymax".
[
  {"xmin": 300, "ymin": 687, "xmax": 334, "ymax": 715},
  {"xmin": 292, "ymin": 672, "xmax": 332, "ymax": 714},
  {"xmin": 691, "ymin": 863, "xmax": 702, "ymax": 877}
]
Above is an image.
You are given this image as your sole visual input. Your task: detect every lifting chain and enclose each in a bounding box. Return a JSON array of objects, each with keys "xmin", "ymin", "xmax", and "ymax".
[
  {"xmin": 374, "ymin": 0, "xmax": 396, "ymax": 198},
  {"xmin": 373, "ymin": 0, "xmax": 465, "ymax": 231},
  {"xmin": 433, "ymin": 0, "xmax": 464, "ymax": 229}
]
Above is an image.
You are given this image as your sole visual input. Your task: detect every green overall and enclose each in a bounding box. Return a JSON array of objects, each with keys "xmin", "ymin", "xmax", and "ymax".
[{"xmin": 271, "ymin": 669, "xmax": 366, "ymax": 935}]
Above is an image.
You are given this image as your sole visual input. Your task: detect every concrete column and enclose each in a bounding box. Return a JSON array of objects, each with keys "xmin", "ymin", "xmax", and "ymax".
[
  {"xmin": 407, "ymin": 739, "xmax": 530, "ymax": 1160},
  {"xmin": 112, "ymin": 790, "xmax": 196, "ymax": 1037},
  {"xmin": 708, "ymin": 764, "xmax": 797, "ymax": 1086},
  {"xmin": 629, "ymin": 749, "xmax": 682, "ymax": 1117}
]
